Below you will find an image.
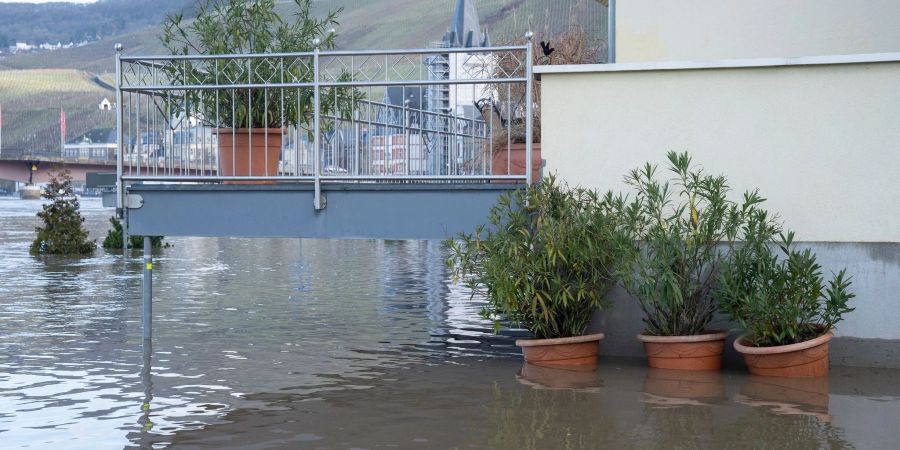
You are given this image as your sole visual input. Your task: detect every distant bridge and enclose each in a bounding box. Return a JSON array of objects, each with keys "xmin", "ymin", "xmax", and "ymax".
[{"xmin": 0, "ymin": 148, "xmax": 213, "ymax": 184}]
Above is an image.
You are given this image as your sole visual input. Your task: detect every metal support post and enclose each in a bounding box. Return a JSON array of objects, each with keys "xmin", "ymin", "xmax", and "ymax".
[
  {"xmin": 312, "ymin": 39, "xmax": 324, "ymax": 210},
  {"xmin": 142, "ymin": 236, "xmax": 153, "ymax": 340},
  {"xmin": 115, "ymin": 43, "xmax": 124, "ymax": 218},
  {"xmin": 524, "ymin": 31, "xmax": 534, "ymax": 185}
]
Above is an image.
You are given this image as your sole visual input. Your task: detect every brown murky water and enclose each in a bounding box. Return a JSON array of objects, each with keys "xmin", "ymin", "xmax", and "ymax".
[{"xmin": 1, "ymin": 196, "xmax": 899, "ymax": 449}]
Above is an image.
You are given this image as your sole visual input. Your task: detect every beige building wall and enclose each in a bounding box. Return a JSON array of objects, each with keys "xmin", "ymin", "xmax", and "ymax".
[
  {"xmin": 617, "ymin": 0, "xmax": 900, "ymax": 62},
  {"xmin": 538, "ymin": 60, "xmax": 900, "ymax": 243}
]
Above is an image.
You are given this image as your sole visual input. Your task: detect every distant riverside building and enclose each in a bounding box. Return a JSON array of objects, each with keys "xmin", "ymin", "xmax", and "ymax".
[{"xmin": 63, "ymin": 128, "xmax": 117, "ymax": 160}]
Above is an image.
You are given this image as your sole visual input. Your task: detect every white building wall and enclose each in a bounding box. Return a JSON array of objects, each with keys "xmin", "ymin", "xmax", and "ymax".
[
  {"xmin": 538, "ymin": 59, "xmax": 900, "ymax": 243},
  {"xmin": 617, "ymin": 0, "xmax": 900, "ymax": 62}
]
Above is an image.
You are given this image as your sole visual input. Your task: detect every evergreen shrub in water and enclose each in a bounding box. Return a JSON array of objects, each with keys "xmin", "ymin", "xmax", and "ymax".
[
  {"xmin": 102, "ymin": 216, "xmax": 167, "ymax": 250},
  {"xmin": 30, "ymin": 169, "xmax": 96, "ymax": 256}
]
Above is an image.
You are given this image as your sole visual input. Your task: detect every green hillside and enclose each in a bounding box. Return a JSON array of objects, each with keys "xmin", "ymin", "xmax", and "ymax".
[
  {"xmin": 1, "ymin": 0, "xmax": 606, "ymax": 74},
  {"xmin": 0, "ymin": 70, "xmax": 115, "ymax": 154}
]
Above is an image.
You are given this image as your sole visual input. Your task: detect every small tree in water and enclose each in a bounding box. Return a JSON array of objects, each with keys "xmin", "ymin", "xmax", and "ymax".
[
  {"xmin": 30, "ymin": 169, "xmax": 96, "ymax": 256},
  {"xmin": 102, "ymin": 216, "xmax": 167, "ymax": 250}
]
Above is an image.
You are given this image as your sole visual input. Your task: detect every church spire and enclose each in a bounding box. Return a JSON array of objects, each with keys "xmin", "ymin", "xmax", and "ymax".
[{"xmin": 442, "ymin": 0, "xmax": 491, "ymax": 47}]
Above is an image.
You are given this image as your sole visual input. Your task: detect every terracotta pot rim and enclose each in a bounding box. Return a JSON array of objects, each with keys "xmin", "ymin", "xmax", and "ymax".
[
  {"xmin": 637, "ymin": 330, "xmax": 728, "ymax": 343},
  {"xmin": 216, "ymin": 127, "xmax": 285, "ymax": 134},
  {"xmin": 515, "ymin": 333, "xmax": 604, "ymax": 347},
  {"xmin": 734, "ymin": 330, "xmax": 833, "ymax": 355}
]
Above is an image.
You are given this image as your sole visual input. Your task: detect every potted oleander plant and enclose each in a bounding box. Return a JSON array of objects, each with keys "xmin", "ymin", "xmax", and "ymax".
[
  {"xmin": 718, "ymin": 209, "xmax": 855, "ymax": 377},
  {"xmin": 161, "ymin": 0, "xmax": 358, "ymax": 182},
  {"xmin": 610, "ymin": 151, "xmax": 766, "ymax": 371},
  {"xmin": 445, "ymin": 176, "xmax": 621, "ymax": 367}
]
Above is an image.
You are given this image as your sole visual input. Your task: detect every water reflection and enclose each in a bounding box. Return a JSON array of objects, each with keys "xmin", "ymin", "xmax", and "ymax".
[
  {"xmin": 517, "ymin": 363, "xmax": 602, "ymax": 392},
  {"xmin": 641, "ymin": 368, "xmax": 726, "ymax": 406},
  {"xmin": 735, "ymin": 375, "xmax": 832, "ymax": 422},
  {"xmin": 139, "ymin": 340, "xmax": 153, "ymax": 433}
]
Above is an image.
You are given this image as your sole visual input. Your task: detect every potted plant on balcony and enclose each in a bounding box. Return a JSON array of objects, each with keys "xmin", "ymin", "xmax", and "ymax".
[
  {"xmin": 484, "ymin": 25, "xmax": 601, "ymax": 183},
  {"xmin": 161, "ymin": 0, "xmax": 356, "ymax": 183},
  {"xmin": 444, "ymin": 176, "xmax": 622, "ymax": 367},
  {"xmin": 718, "ymin": 213, "xmax": 855, "ymax": 377},
  {"xmin": 610, "ymin": 151, "xmax": 766, "ymax": 371}
]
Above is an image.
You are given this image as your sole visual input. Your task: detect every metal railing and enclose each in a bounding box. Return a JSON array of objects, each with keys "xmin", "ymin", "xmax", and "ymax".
[{"xmin": 115, "ymin": 36, "xmax": 534, "ymax": 210}]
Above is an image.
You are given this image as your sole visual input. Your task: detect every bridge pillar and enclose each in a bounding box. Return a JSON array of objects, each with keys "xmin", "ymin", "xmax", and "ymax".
[{"xmin": 142, "ymin": 237, "xmax": 153, "ymax": 340}]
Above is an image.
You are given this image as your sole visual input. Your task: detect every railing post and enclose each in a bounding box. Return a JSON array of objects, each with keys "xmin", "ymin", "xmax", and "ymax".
[
  {"xmin": 115, "ymin": 43, "xmax": 124, "ymax": 218},
  {"xmin": 313, "ymin": 39, "xmax": 324, "ymax": 210},
  {"xmin": 524, "ymin": 31, "xmax": 534, "ymax": 185}
]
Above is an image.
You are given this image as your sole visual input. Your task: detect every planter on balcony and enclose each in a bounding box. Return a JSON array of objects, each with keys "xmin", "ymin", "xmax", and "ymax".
[
  {"xmin": 217, "ymin": 128, "xmax": 282, "ymax": 184},
  {"xmin": 491, "ymin": 143, "xmax": 541, "ymax": 183}
]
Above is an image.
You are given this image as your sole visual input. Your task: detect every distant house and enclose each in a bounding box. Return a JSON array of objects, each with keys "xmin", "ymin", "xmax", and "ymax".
[
  {"xmin": 14, "ymin": 42, "xmax": 34, "ymax": 53},
  {"xmin": 99, "ymin": 98, "xmax": 112, "ymax": 111}
]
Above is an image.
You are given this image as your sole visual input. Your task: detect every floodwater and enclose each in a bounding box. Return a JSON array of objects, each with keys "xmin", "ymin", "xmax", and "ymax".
[{"xmin": 1, "ymin": 196, "xmax": 899, "ymax": 449}]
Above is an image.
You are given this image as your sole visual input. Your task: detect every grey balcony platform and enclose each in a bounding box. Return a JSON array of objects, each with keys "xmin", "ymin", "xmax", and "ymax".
[{"xmin": 125, "ymin": 182, "xmax": 521, "ymax": 240}]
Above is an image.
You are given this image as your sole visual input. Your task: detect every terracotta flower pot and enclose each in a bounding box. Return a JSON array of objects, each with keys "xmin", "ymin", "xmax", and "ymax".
[
  {"xmin": 515, "ymin": 333, "xmax": 604, "ymax": 367},
  {"xmin": 217, "ymin": 128, "xmax": 283, "ymax": 184},
  {"xmin": 734, "ymin": 329, "xmax": 833, "ymax": 378},
  {"xmin": 637, "ymin": 331, "xmax": 728, "ymax": 371},
  {"xmin": 491, "ymin": 142, "xmax": 541, "ymax": 183}
]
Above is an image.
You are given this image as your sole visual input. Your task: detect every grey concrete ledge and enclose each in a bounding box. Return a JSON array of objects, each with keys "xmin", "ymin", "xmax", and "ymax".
[{"xmin": 534, "ymin": 52, "xmax": 900, "ymax": 75}]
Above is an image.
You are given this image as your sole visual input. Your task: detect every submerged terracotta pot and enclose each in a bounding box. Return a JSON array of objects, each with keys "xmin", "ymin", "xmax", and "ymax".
[
  {"xmin": 515, "ymin": 333, "xmax": 604, "ymax": 367},
  {"xmin": 734, "ymin": 330, "xmax": 833, "ymax": 378},
  {"xmin": 637, "ymin": 331, "xmax": 728, "ymax": 371},
  {"xmin": 217, "ymin": 128, "xmax": 282, "ymax": 184},
  {"xmin": 491, "ymin": 143, "xmax": 541, "ymax": 183}
]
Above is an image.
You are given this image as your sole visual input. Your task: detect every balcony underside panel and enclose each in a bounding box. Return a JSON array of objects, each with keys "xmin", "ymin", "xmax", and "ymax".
[{"xmin": 126, "ymin": 183, "xmax": 520, "ymax": 239}]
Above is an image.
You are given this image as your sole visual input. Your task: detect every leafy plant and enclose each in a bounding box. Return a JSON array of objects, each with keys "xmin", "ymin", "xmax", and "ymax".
[
  {"xmin": 717, "ymin": 214, "xmax": 855, "ymax": 347},
  {"xmin": 161, "ymin": 0, "xmax": 361, "ymax": 129},
  {"xmin": 609, "ymin": 151, "xmax": 766, "ymax": 336},
  {"xmin": 102, "ymin": 216, "xmax": 168, "ymax": 250},
  {"xmin": 30, "ymin": 169, "xmax": 96, "ymax": 256},
  {"xmin": 444, "ymin": 176, "xmax": 621, "ymax": 339}
]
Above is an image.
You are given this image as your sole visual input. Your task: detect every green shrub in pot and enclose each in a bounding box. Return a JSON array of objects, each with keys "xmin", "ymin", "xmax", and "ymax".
[
  {"xmin": 607, "ymin": 151, "xmax": 769, "ymax": 370},
  {"xmin": 717, "ymin": 208, "xmax": 855, "ymax": 377},
  {"xmin": 611, "ymin": 151, "xmax": 766, "ymax": 336},
  {"xmin": 717, "ymin": 219, "xmax": 855, "ymax": 347},
  {"xmin": 444, "ymin": 176, "xmax": 621, "ymax": 340}
]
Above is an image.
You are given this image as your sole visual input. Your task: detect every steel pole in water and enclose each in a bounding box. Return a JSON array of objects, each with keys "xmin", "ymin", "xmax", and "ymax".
[{"xmin": 142, "ymin": 236, "xmax": 152, "ymax": 339}]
